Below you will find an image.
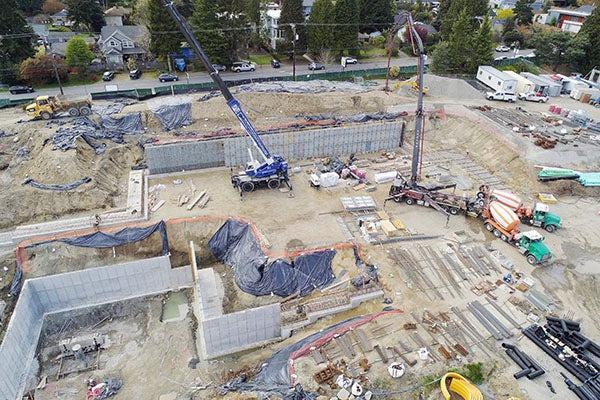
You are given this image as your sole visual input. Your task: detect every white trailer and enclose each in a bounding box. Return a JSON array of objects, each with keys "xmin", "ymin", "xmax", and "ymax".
[
  {"xmin": 503, "ymin": 70, "xmax": 535, "ymax": 93},
  {"xmin": 520, "ymin": 72, "xmax": 562, "ymax": 97},
  {"xmin": 477, "ymin": 66, "xmax": 518, "ymax": 94}
]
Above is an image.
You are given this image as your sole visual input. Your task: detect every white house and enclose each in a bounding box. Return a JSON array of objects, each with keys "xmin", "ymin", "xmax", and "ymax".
[
  {"xmin": 262, "ymin": 3, "xmax": 283, "ymax": 49},
  {"xmin": 477, "ymin": 66, "xmax": 518, "ymax": 93},
  {"xmin": 547, "ymin": 5, "xmax": 594, "ymax": 34},
  {"xmin": 99, "ymin": 25, "xmax": 149, "ymax": 68}
]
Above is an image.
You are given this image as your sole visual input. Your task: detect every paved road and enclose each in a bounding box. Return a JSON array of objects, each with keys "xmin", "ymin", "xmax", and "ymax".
[
  {"xmin": 493, "ymin": 48, "xmax": 535, "ymax": 61},
  {"xmin": 1, "ymin": 58, "xmax": 421, "ymax": 100}
]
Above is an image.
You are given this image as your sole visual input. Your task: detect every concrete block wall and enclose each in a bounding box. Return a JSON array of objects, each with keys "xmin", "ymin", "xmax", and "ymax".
[
  {"xmin": 146, "ymin": 121, "xmax": 404, "ymax": 175},
  {"xmin": 0, "ymin": 256, "xmax": 193, "ymax": 399}
]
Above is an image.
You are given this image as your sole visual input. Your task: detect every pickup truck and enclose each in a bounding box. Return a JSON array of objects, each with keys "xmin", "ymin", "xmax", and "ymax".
[
  {"xmin": 518, "ymin": 92, "xmax": 549, "ymax": 103},
  {"xmin": 486, "ymin": 91, "xmax": 517, "ymax": 103}
]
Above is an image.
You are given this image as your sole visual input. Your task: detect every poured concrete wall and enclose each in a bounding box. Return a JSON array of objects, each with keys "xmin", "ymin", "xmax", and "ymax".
[
  {"xmin": 146, "ymin": 120, "xmax": 404, "ymax": 175},
  {"xmin": 194, "ymin": 268, "xmax": 282, "ymax": 359},
  {"xmin": 0, "ymin": 256, "xmax": 192, "ymax": 400}
]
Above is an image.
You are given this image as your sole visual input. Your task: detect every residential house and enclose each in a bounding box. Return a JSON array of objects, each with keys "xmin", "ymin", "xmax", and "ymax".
[
  {"xmin": 547, "ymin": 5, "xmax": 594, "ymax": 33},
  {"xmin": 99, "ymin": 25, "xmax": 149, "ymax": 68},
  {"xmin": 50, "ymin": 9, "xmax": 74, "ymax": 27},
  {"xmin": 104, "ymin": 6, "xmax": 132, "ymax": 27},
  {"xmin": 262, "ymin": 3, "xmax": 283, "ymax": 49},
  {"xmin": 47, "ymin": 34, "xmax": 96, "ymax": 57}
]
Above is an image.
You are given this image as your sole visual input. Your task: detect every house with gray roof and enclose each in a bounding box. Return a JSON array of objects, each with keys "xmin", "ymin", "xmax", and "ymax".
[{"xmin": 99, "ymin": 25, "xmax": 149, "ymax": 68}]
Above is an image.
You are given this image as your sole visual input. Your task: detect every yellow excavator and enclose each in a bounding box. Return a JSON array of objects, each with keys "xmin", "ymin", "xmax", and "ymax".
[{"xmin": 393, "ymin": 77, "xmax": 429, "ymax": 95}]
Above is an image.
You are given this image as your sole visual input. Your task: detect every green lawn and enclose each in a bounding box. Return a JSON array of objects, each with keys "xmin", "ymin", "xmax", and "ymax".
[
  {"xmin": 249, "ymin": 54, "xmax": 273, "ymax": 65},
  {"xmin": 360, "ymin": 46, "xmax": 387, "ymax": 59}
]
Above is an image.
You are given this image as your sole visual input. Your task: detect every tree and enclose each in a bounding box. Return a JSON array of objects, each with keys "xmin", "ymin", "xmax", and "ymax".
[
  {"xmin": 514, "ymin": 0, "xmax": 533, "ymax": 25},
  {"xmin": 495, "ymin": 9, "xmax": 515, "ymax": 20},
  {"xmin": 334, "ymin": 0, "xmax": 360, "ymax": 55},
  {"xmin": 527, "ymin": 29, "xmax": 586, "ymax": 71},
  {"xmin": 471, "ymin": 16, "xmax": 494, "ymax": 71},
  {"xmin": 64, "ymin": 0, "xmax": 105, "ymax": 31},
  {"xmin": 447, "ymin": 9, "xmax": 473, "ymax": 72},
  {"xmin": 279, "ymin": 0, "xmax": 306, "ymax": 55},
  {"xmin": 191, "ymin": 0, "xmax": 229, "ymax": 63},
  {"xmin": 147, "ymin": 0, "xmax": 183, "ymax": 60},
  {"xmin": 359, "ymin": 0, "xmax": 394, "ymax": 33},
  {"xmin": 577, "ymin": 6, "xmax": 600, "ymax": 73},
  {"xmin": 431, "ymin": 41, "xmax": 453, "ymax": 72},
  {"xmin": 503, "ymin": 30, "xmax": 524, "ymax": 47},
  {"xmin": 502, "ymin": 16, "xmax": 516, "ymax": 36},
  {"xmin": 17, "ymin": 0, "xmax": 43, "ymax": 16},
  {"xmin": 439, "ymin": 0, "xmax": 487, "ymax": 38},
  {"xmin": 402, "ymin": 24, "xmax": 428, "ymax": 45},
  {"xmin": 65, "ymin": 35, "xmax": 94, "ymax": 67},
  {"xmin": 217, "ymin": 0, "xmax": 251, "ymax": 63},
  {"xmin": 19, "ymin": 53, "xmax": 68, "ymax": 85},
  {"xmin": 42, "ymin": 0, "xmax": 65, "ymax": 14},
  {"xmin": 307, "ymin": 0, "xmax": 335, "ymax": 54},
  {"xmin": 0, "ymin": 0, "xmax": 35, "ymax": 83}
]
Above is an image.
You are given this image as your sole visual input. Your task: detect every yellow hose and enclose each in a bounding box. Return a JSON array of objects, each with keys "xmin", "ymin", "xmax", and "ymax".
[{"xmin": 440, "ymin": 372, "xmax": 483, "ymax": 400}]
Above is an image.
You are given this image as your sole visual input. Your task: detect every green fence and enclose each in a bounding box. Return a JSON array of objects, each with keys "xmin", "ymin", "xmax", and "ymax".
[
  {"xmin": 0, "ymin": 97, "xmax": 35, "ymax": 109},
  {"xmin": 493, "ymin": 57, "xmax": 537, "ymax": 68}
]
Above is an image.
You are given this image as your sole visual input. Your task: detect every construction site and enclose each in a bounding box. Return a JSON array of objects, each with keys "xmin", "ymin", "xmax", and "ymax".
[{"xmin": 2, "ymin": 11, "xmax": 600, "ymax": 400}]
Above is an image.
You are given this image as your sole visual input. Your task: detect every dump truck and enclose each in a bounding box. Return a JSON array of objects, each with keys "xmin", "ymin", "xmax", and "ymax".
[
  {"xmin": 479, "ymin": 187, "xmax": 561, "ymax": 233},
  {"xmin": 25, "ymin": 95, "xmax": 92, "ymax": 120},
  {"xmin": 482, "ymin": 201, "xmax": 552, "ymax": 265}
]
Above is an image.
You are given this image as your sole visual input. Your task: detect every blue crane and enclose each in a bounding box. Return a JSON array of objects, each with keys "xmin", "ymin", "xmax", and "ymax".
[{"xmin": 162, "ymin": 0, "xmax": 290, "ymax": 196}]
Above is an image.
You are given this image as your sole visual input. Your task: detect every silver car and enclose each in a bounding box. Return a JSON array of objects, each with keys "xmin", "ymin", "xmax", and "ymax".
[{"xmin": 231, "ymin": 62, "xmax": 256, "ymax": 72}]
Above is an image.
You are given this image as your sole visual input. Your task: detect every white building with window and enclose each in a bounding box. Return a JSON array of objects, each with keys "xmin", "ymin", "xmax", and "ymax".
[{"xmin": 262, "ymin": 3, "xmax": 283, "ymax": 49}]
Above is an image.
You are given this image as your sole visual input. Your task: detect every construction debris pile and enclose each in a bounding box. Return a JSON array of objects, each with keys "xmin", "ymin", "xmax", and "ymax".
[
  {"xmin": 524, "ymin": 317, "xmax": 600, "ymax": 400},
  {"xmin": 236, "ymin": 80, "xmax": 376, "ymax": 94},
  {"xmin": 208, "ymin": 219, "xmax": 336, "ymax": 297}
]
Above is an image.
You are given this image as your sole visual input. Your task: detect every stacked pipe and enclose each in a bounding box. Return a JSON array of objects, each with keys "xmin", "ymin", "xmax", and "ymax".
[
  {"xmin": 523, "ymin": 318, "xmax": 600, "ymax": 400},
  {"xmin": 502, "ymin": 343, "xmax": 545, "ymax": 379}
]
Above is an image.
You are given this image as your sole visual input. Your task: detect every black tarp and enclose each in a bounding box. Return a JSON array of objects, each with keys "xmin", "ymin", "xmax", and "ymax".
[
  {"xmin": 10, "ymin": 221, "xmax": 169, "ymax": 295},
  {"xmin": 151, "ymin": 102, "xmax": 192, "ymax": 131},
  {"xmin": 208, "ymin": 219, "xmax": 335, "ymax": 297},
  {"xmin": 101, "ymin": 112, "xmax": 144, "ymax": 134},
  {"xmin": 22, "ymin": 177, "xmax": 92, "ymax": 191}
]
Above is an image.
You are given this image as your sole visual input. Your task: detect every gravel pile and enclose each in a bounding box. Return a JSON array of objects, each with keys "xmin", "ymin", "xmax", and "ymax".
[{"xmin": 423, "ymin": 74, "xmax": 483, "ymax": 100}]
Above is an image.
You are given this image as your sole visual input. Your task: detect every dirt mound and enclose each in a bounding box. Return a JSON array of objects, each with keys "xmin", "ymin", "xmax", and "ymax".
[{"xmin": 423, "ymin": 74, "xmax": 483, "ymax": 99}]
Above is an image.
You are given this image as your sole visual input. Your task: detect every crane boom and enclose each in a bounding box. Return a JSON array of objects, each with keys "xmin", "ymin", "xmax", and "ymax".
[
  {"xmin": 162, "ymin": 0, "xmax": 272, "ymax": 164},
  {"xmin": 385, "ymin": 12, "xmax": 426, "ymax": 187}
]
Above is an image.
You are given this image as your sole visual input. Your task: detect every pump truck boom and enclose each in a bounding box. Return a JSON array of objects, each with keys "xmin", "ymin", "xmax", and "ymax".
[{"xmin": 162, "ymin": 1, "xmax": 290, "ymax": 196}]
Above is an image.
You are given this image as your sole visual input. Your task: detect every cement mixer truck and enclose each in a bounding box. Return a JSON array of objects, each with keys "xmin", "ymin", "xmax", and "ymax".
[
  {"xmin": 477, "ymin": 187, "xmax": 561, "ymax": 233},
  {"xmin": 482, "ymin": 201, "xmax": 552, "ymax": 265}
]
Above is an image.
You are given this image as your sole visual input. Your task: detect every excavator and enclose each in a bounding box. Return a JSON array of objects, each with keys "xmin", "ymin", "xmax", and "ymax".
[{"xmin": 162, "ymin": 0, "xmax": 291, "ymax": 197}]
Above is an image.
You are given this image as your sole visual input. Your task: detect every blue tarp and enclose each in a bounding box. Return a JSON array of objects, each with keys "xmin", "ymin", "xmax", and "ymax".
[{"xmin": 208, "ymin": 219, "xmax": 335, "ymax": 297}]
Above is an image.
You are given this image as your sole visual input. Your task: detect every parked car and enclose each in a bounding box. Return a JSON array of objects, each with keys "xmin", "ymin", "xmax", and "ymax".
[
  {"xmin": 212, "ymin": 64, "xmax": 226, "ymax": 72},
  {"xmin": 495, "ymin": 45, "xmax": 510, "ymax": 52},
  {"xmin": 231, "ymin": 62, "xmax": 256, "ymax": 72},
  {"xmin": 486, "ymin": 91, "xmax": 517, "ymax": 102},
  {"xmin": 8, "ymin": 85, "xmax": 34, "ymax": 95},
  {"xmin": 308, "ymin": 62, "xmax": 325, "ymax": 71},
  {"xmin": 158, "ymin": 72, "xmax": 179, "ymax": 82},
  {"xmin": 518, "ymin": 92, "xmax": 549, "ymax": 103},
  {"xmin": 102, "ymin": 71, "xmax": 115, "ymax": 81},
  {"xmin": 271, "ymin": 59, "xmax": 281, "ymax": 68},
  {"xmin": 129, "ymin": 69, "xmax": 142, "ymax": 79},
  {"xmin": 342, "ymin": 56, "xmax": 358, "ymax": 65}
]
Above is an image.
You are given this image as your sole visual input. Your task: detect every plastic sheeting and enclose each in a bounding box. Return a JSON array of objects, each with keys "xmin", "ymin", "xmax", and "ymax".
[
  {"xmin": 208, "ymin": 219, "xmax": 335, "ymax": 297},
  {"xmin": 220, "ymin": 310, "xmax": 400, "ymax": 398},
  {"xmin": 10, "ymin": 221, "xmax": 170, "ymax": 296},
  {"xmin": 148, "ymin": 97, "xmax": 192, "ymax": 131},
  {"xmin": 101, "ymin": 112, "xmax": 144, "ymax": 134},
  {"xmin": 22, "ymin": 176, "xmax": 91, "ymax": 191}
]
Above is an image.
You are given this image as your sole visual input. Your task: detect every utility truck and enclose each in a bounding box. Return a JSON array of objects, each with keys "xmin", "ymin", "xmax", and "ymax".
[
  {"xmin": 25, "ymin": 95, "xmax": 92, "ymax": 120},
  {"xmin": 482, "ymin": 201, "xmax": 552, "ymax": 265}
]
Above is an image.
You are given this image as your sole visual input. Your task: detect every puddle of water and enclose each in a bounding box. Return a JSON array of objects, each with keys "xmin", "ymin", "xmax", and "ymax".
[{"xmin": 161, "ymin": 291, "xmax": 189, "ymax": 323}]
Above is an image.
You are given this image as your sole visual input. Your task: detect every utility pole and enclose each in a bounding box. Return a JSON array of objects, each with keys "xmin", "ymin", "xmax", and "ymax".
[
  {"xmin": 51, "ymin": 54, "xmax": 64, "ymax": 95},
  {"xmin": 291, "ymin": 24, "xmax": 297, "ymax": 81}
]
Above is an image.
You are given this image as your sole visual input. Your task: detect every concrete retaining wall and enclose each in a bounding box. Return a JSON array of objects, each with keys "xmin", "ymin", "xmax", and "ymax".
[
  {"xmin": 0, "ymin": 256, "xmax": 192, "ymax": 400},
  {"xmin": 146, "ymin": 120, "xmax": 404, "ymax": 175}
]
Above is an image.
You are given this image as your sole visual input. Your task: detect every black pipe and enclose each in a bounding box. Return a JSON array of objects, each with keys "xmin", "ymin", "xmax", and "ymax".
[
  {"xmin": 527, "ymin": 369, "xmax": 545, "ymax": 379},
  {"xmin": 514, "ymin": 368, "xmax": 532, "ymax": 379}
]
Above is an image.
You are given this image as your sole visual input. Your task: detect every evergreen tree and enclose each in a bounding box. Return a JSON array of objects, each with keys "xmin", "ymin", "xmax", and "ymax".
[
  {"xmin": 64, "ymin": 0, "xmax": 105, "ymax": 32},
  {"xmin": 471, "ymin": 16, "xmax": 493, "ymax": 71},
  {"xmin": 218, "ymin": 0, "xmax": 251, "ymax": 62},
  {"xmin": 578, "ymin": 6, "xmax": 600, "ymax": 73},
  {"xmin": 279, "ymin": 0, "xmax": 306, "ymax": 55},
  {"xmin": 359, "ymin": 0, "xmax": 394, "ymax": 34},
  {"xmin": 334, "ymin": 0, "xmax": 360, "ymax": 55},
  {"xmin": 502, "ymin": 16, "xmax": 516, "ymax": 36},
  {"xmin": 148, "ymin": 0, "xmax": 183, "ymax": 60},
  {"xmin": 17, "ymin": 0, "xmax": 43, "ymax": 16},
  {"xmin": 439, "ymin": 0, "xmax": 487, "ymax": 38},
  {"xmin": 192, "ymin": 0, "xmax": 229, "ymax": 64},
  {"xmin": 0, "ymin": 0, "xmax": 35, "ymax": 83},
  {"xmin": 514, "ymin": 0, "xmax": 533, "ymax": 25},
  {"xmin": 307, "ymin": 0, "xmax": 335, "ymax": 53},
  {"xmin": 446, "ymin": 10, "xmax": 473, "ymax": 72}
]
